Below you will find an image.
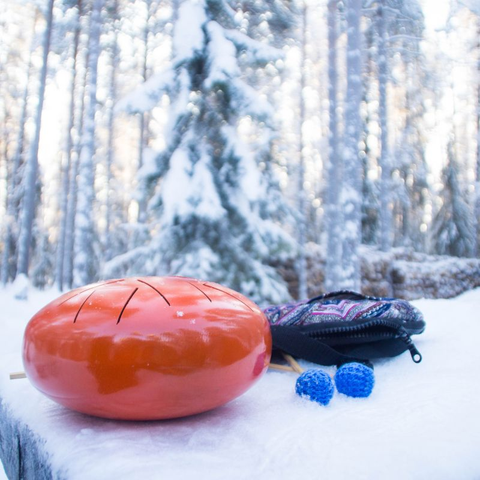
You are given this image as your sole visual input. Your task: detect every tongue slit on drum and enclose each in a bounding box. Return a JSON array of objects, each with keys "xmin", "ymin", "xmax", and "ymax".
[{"xmin": 116, "ymin": 288, "xmax": 139, "ymax": 324}]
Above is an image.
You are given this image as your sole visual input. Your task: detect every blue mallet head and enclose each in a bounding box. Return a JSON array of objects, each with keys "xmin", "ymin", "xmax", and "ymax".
[
  {"xmin": 295, "ymin": 369, "xmax": 334, "ymax": 406},
  {"xmin": 334, "ymin": 362, "xmax": 375, "ymax": 398}
]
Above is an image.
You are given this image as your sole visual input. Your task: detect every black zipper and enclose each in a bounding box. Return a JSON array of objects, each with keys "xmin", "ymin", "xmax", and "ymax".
[{"xmin": 305, "ymin": 318, "xmax": 423, "ymax": 363}]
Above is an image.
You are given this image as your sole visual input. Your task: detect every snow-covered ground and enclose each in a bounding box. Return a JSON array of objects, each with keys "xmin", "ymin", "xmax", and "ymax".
[{"xmin": 1, "ymin": 285, "xmax": 480, "ymax": 479}]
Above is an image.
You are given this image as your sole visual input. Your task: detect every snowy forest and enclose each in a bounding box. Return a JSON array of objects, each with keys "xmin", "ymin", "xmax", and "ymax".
[{"xmin": 0, "ymin": 0, "xmax": 479, "ymax": 304}]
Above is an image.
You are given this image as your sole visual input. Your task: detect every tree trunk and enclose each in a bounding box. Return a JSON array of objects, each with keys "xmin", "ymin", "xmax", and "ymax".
[
  {"xmin": 325, "ymin": 0, "xmax": 342, "ymax": 291},
  {"xmin": 296, "ymin": 1, "xmax": 308, "ymax": 300},
  {"xmin": 16, "ymin": 0, "xmax": 54, "ymax": 280},
  {"xmin": 73, "ymin": 0, "xmax": 105, "ymax": 287},
  {"xmin": 340, "ymin": 0, "xmax": 363, "ymax": 291},
  {"xmin": 377, "ymin": 0, "xmax": 393, "ymax": 252},
  {"xmin": 1, "ymin": 17, "xmax": 37, "ymax": 285},
  {"xmin": 475, "ymin": 17, "xmax": 480, "ymax": 256},
  {"xmin": 56, "ymin": 0, "xmax": 81, "ymax": 291},
  {"xmin": 63, "ymin": 8, "xmax": 90, "ymax": 290},
  {"xmin": 137, "ymin": 0, "xmax": 153, "ymax": 225},
  {"xmin": 104, "ymin": 0, "xmax": 118, "ymax": 262}
]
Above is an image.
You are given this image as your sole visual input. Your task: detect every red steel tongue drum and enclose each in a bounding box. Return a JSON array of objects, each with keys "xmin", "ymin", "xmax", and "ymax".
[{"xmin": 22, "ymin": 277, "xmax": 272, "ymax": 420}]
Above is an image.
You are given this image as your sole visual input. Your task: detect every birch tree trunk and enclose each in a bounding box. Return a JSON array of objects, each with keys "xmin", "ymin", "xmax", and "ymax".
[
  {"xmin": 475, "ymin": 18, "xmax": 480, "ymax": 256},
  {"xmin": 104, "ymin": 0, "xmax": 118, "ymax": 262},
  {"xmin": 296, "ymin": 1, "xmax": 308, "ymax": 300},
  {"xmin": 340, "ymin": 0, "xmax": 362, "ymax": 290},
  {"xmin": 56, "ymin": 0, "xmax": 81, "ymax": 291},
  {"xmin": 325, "ymin": 0, "xmax": 342, "ymax": 291},
  {"xmin": 137, "ymin": 0, "xmax": 153, "ymax": 225},
  {"xmin": 63, "ymin": 10, "xmax": 89, "ymax": 290},
  {"xmin": 377, "ymin": 0, "xmax": 393, "ymax": 252},
  {"xmin": 16, "ymin": 0, "xmax": 54, "ymax": 280},
  {"xmin": 73, "ymin": 0, "xmax": 105, "ymax": 287}
]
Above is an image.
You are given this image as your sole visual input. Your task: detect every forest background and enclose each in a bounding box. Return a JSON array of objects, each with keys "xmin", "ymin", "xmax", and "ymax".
[{"xmin": 0, "ymin": 0, "xmax": 479, "ymax": 305}]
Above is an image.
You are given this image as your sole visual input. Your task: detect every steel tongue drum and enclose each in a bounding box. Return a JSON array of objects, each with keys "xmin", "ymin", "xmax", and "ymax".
[{"xmin": 22, "ymin": 277, "xmax": 272, "ymax": 420}]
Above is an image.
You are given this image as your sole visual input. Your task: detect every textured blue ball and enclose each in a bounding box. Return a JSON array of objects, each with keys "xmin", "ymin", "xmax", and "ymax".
[
  {"xmin": 295, "ymin": 369, "xmax": 334, "ymax": 406},
  {"xmin": 334, "ymin": 362, "xmax": 375, "ymax": 398}
]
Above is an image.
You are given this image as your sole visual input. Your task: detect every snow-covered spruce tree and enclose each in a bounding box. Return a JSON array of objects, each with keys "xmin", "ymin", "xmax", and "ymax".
[
  {"xmin": 431, "ymin": 143, "xmax": 476, "ymax": 258},
  {"xmin": 107, "ymin": 0, "xmax": 294, "ymax": 304}
]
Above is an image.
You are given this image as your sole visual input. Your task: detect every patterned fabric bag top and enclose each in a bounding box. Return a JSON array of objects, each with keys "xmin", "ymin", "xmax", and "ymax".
[{"xmin": 264, "ymin": 291, "xmax": 425, "ymax": 334}]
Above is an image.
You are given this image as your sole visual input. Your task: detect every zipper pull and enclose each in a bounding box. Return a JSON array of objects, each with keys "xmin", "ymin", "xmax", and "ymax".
[{"xmin": 399, "ymin": 329, "xmax": 423, "ymax": 363}]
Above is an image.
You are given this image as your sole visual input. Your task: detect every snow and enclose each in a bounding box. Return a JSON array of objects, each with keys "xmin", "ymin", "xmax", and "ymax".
[
  {"xmin": 11, "ymin": 273, "xmax": 29, "ymax": 300},
  {"xmin": 221, "ymin": 125, "xmax": 263, "ymax": 203},
  {"xmin": 1, "ymin": 286, "xmax": 480, "ymax": 479},
  {"xmin": 115, "ymin": 67, "xmax": 175, "ymax": 114},
  {"xmin": 173, "ymin": 1, "xmax": 207, "ymax": 63},
  {"xmin": 164, "ymin": 68, "xmax": 191, "ymax": 139},
  {"xmin": 170, "ymin": 246, "xmax": 221, "ymax": 281},
  {"xmin": 138, "ymin": 147, "xmax": 160, "ymax": 180},
  {"xmin": 103, "ymin": 246, "xmax": 153, "ymax": 278},
  {"xmin": 224, "ymin": 28, "xmax": 283, "ymax": 64},
  {"xmin": 160, "ymin": 145, "xmax": 226, "ymax": 224},
  {"xmin": 205, "ymin": 21, "xmax": 239, "ymax": 88},
  {"xmin": 463, "ymin": 0, "xmax": 480, "ymax": 15},
  {"xmin": 231, "ymin": 79, "xmax": 273, "ymax": 119}
]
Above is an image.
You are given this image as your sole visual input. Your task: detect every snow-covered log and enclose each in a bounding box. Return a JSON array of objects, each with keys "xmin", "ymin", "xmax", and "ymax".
[
  {"xmin": 0, "ymin": 401, "xmax": 55, "ymax": 480},
  {"xmin": 275, "ymin": 244, "xmax": 480, "ymax": 300},
  {"xmin": 391, "ymin": 255, "xmax": 480, "ymax": 300}
]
